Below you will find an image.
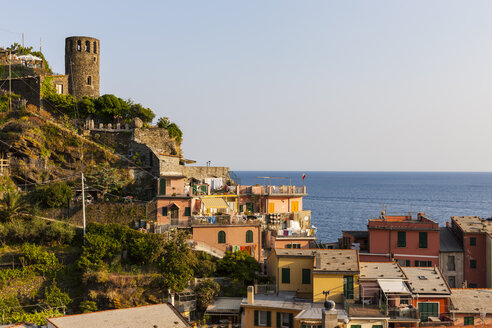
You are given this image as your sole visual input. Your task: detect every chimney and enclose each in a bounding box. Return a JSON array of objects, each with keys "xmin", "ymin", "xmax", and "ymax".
[
  {"xmin": 247, "ymin": 285, "xmax": 254, "ymax": 304},
  {"xmin": 322, "ymin": 308, "xmax": 338, "ymax": 328},
  {"xmin": 168, "ymin": 289, "xmax": 175, "ymax": 306},
  {"xmin": 446, "ymin": 221, "xmax": 450, "ymax": 228}
]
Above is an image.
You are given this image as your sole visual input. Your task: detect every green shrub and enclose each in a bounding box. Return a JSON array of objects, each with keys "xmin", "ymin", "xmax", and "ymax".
[{"xmin": 31, "ymin": 181, "xmax": 72, "ymax": 208}]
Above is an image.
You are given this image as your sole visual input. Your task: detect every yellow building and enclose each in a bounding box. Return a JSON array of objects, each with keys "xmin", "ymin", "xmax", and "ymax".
[{"xmin": 267, "ymin": 249, "xmax": 360, "ymax": 303}]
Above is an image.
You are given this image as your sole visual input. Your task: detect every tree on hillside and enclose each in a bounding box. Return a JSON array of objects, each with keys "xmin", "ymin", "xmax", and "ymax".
[
  {"xmin": 194, "ymin": 279, "xmax": 220, "ymax": 312},
  {"xmin": 94, "ymin": 94, "xmax": 130, "ymax": 122},
  {"xmin": 0, "ymin": 191, "xmax": 31, "ymax": 223},
  {"xmin": 158, "ymin": 230, "xmax": 196, "ymax": 292},
  {"xmin": 31, "ymin": 181, "xmax": 72, "ymax": 208},
  {"xmin": 85, "ymin": 163, "xmax": 128, "ymax": 199},
  {"xmin": 217, "ymin": 251, "xmax": 260, "ymax": 283}
]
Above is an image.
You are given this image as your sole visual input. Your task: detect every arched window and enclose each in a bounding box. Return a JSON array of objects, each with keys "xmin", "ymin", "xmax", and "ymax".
[
  {"xmin": 246, "ymin": 230, "xmax": 253, "ymax": 243},
  {"xmin": 77, "ymin": 40, "xmax": 81, "ymax": 52},
  {"xmin": 87, "ymin": 76, "xmax": 92, "ymax": 85},
  {"xmin": 93, "ymin": 41, "xmax": 97, "ymax": 54},
  {"xmin": 85, "ymin": 40, "xmax": 90, "ymax": 52},
  {"xmin": 218, "ymin": 231, "xmax": 226, "ymax": 244}
]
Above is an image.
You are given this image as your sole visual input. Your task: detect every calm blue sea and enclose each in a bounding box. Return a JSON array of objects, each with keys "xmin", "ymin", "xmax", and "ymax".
[{"xmin": 233, "ymin": 171, "xmax": 492, "ymax": 242}]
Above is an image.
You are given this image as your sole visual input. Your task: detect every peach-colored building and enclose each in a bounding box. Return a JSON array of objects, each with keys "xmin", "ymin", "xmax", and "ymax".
[
  {"xmin": 156, "ymin": 175, "xmax": 194, "ymax": 226},
  {"xmin": 264, "ymin": 230, "xmax": 315, "ymax": 249},
  {"xmin": 191, "ymin": 224, "xmax": 262, "ymax": 261}
]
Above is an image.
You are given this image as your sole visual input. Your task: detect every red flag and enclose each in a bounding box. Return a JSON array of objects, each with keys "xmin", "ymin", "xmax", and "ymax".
[{"xmin": 302, "ymin": 173, "xmax": 306, "ymax": 181}]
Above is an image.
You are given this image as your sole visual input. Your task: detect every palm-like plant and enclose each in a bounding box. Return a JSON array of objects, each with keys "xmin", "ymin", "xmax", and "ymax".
[{"xmin": 0, "ymin": 191, "xmax": 31, "ymax": 223}]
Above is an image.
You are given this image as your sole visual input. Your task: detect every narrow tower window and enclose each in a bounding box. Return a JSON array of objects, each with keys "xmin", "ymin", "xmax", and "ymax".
[
  {"xmin": 87, "ymin": 76, "xmax": 92, "ymax": 85},
  {"xmin": 93, "ymin": 41, "xmax": 97, "ymax": 54},
  {"xmin": 77, "ymin": 40, "xmax": 81, "ymax": 51},
  {"xmin": 85, "ymin": 40, "xmax": 90, "ymax": 52}
]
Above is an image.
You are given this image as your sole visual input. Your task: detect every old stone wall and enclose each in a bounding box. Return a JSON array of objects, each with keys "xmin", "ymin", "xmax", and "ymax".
[
  {"xmin": 65, "ymin": 36, "xmax": 100, "ymax": 98},
  {"xmin": 133, "ymin": 128, "xmax": 178, "ymax": 156},
  {"xmin": 46, "ymin": 75, "xmax": 69, "ymax": 95},
  {"xmin": 0, "ymin": 76, "xmax": 40, "ymax": 107}
]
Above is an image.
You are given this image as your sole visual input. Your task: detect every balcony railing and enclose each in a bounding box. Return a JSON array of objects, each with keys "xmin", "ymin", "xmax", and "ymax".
[
  {"xmin": 190, "ymin": 215, "xmax": 261, "ymax": 226},
  {"xmin": 344, "ymin": 297, "xmax": 385, "ymax": 318}
]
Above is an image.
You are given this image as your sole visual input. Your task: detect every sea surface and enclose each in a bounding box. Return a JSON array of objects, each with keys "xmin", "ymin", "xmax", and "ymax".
[{"xmin": 233, "ymin": 171, "xmax": 492, "ymax": 242}]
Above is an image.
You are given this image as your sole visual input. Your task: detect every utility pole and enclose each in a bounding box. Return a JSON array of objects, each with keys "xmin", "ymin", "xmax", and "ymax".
[
  {"xmin": 81, "ymin": 172, "xmax": 86, "ymax": 243},
  {"xmin": 8, "ymin": 49, "xmax": 11, "ymax": 111}
]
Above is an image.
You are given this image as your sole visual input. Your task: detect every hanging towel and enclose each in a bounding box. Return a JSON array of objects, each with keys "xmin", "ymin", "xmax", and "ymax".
[{"xmin": 211, "ymin": 216, "xmax": 216, "ymax": 224}]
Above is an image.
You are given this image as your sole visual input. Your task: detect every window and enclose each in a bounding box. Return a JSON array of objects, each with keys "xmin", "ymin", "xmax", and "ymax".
[
  {"xmin": 350, "ymin": 325, "xmax": 361, "ymax": 328},
  {"xmin": 469, "ymin": 283, "xmax": 477, "ymax": 288},
  {"xmin": 372, "ymin": 325, "xmax": 383, "ymax": 328},
  {"xmin": 470, "ymin": 237, "xmax": 476, "ymax": 246},
  {"xmin": 302, "ymin": 268, "xmax": 311, "ymax": 284},
  {"xmin": 415, "ymin": 260, "xmax": 432, "ymax": 267},
  {"xmin": 344, "ymin": 275, "xmax": 354, "ymax": 299},
  {"xmin": 184, "ymin": 207, "xmax": 191, "ymax": 216},
  {"xmin": 85, "ymin": 40, "xmax": 90, "ymax": 52},
  {"xmin": 397, "ymin": 231, "xmax": 406, "ymax": 247},
  {"xmin": 93, "ymin": 41, "xmax": 97, "ymax": 54},
  {"xmin": 87, "ymin": 76, "xmax": 92, "ymax": 85},
  {"xmin": 162, "ymin": 207, "xmax": 168, "ymax": 216},
  {"xmin": 218, "ymin": 231, "xmax": 226, "ymax": 244},
  {"xmin": 254, "ymin": 310, "xmax": 271, "ymax": 327},
  {"xmin": 77, "ymin": 40, "xmax": 81, "ymax": 51},
  {"xmin": 447, "ymin": 255, "xmax": 455, "ymax": 271},
  {"xmin": 418, "ymin": 302, "xmax": 438, "ymax": 322},
  {"xmin": 55, "ymin": 84, "xmax": 63, "ymax": 94},
  {"xmin": 281, "ymin": 268, "xmax": 290, "ymax": 284},
  {"xmin": 246, "ymin": 202, "xmax": 254, "ymax": 212},
  {"xmin": 246, "ymin": 230, "xmax": 253, "ymax": 243},
  {"xmin": 239, "ymin": 204, "xmax": 244, "ymax": 212},
  {"xmin": 277, "ymin": 312, "xmax": 293, "ymax": 328},
  {"xmin": 470, "ymin": 259, "xmax": 477, "ymax": 269},
  {"xmin": 301, "ymin": 325, "xmax": 321, "ymax": 328},
  {"xmin": 448, "ymin": 276, "xmax": 456, "ymax": 288},
  {"xmin": 159, "ymin": 178, "xmax": 166, "ymax": 195},
  {"xmin": 170, "ymin": 207, "xmax": 178, "ymax": 219},
  {"xmin": 464, "ymin": 317, "xmax": 474, "ymax": 325},
  {"xmin": 419, "ymin": 232, "xmax": 428, "ymax": 248}
]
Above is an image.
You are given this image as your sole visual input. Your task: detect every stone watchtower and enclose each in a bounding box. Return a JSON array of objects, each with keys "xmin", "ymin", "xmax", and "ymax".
[{"xmin": 65, "ymin": 36, "xmax": 100, "ymax": 98}]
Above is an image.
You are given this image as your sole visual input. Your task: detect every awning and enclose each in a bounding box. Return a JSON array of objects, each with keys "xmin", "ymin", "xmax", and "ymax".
[
  {"xmin": 201, "ymin": 197, "xmax": 229, "ymax": 209},
  {"xmin": 377, "ymin": 279, "xmax": 411, "ymax": 295}
]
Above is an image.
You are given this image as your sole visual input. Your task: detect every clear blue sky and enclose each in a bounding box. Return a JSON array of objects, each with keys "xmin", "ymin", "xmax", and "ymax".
[{"xmin": 2, "ymin": 1, "xmax": 492, "ymax": 171}]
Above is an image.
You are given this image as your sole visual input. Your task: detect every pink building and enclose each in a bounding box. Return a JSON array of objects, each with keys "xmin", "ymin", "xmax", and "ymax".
[{"xmin": 191, "ymin": 223, "xmax": 262, "ymax": 261}]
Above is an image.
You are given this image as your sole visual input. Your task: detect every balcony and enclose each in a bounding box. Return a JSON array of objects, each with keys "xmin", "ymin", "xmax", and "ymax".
[
  {"xmin": 238, "ymin": 185, "xmax": 307, "ymax": 196},
  {"xmin": 189, "ymin": 215, "xmax": 261, "ymax": 226},
  {"xmin": 344, "ymin": 297, "xmax": 386, "ymax": 318}
]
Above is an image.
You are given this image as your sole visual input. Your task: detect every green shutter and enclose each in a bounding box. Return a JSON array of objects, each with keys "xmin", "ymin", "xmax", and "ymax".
[
  {"xmin": 351, "ymin": 325, "xmax": 362, "ymax": 328},
  {"xmin": 276, "ymin": 312, "xmax": 281, "ymax": 328},
  {"xmin": 239, "ymin": 204, "xmax": 244, "ymax": 212},
  {"xmin": 301, "ymin": 325, "xmax": 306, "ymax": 328},
  {"xmin": 286, "ymin": 244, "xmax": 292, "ymax": 249},
  {"xmin": 162, "ymin": 207, "xmax": 168, "ymax": 216},
  {"xmin": 288, "ymin": 313, "xmax": 293, "ymax": 328},
  {"xmin": 254, "ymin": 310, "xmax": 259, "ymax": 326},
  {"xmin": 373, "ymin": 325, "xmax": 383, "ymax": 328},
  {"xmin": 419, "ymin": 232, "xmax": 428, "ymax": 248},
  {"xmin": 201, "ymin": 185, "xmax": 207, "ymax": 194},
  {"xmin": 302, "ymin": 268, "xmax": 311, "ymax": 284},
  {"xmin": 344, "ymin": 275, "xmax": 354, "ymax": 299},
  {"xmin": 470, "ymin": 260, "xmax": 477, "ymax": 269},
  {"xmin": 266, "ymin": 311, "xmax": 271, "ymax": 327},
  {"xmin": 464, "ymin": 317, "xmax": 474, "ymax": 325},
  {"xmin": 184, "ymin": 207, "xmax": 191, "ymax": 216},
  {"xmin": 247, "ymin": 202, "xmax": 253, "ymax": 212},
  {"xmin": 397, "ymin": 231, "xmax": 406, "ymax": 247},
  {"xmin": 470, "ymin": 237, "xmax": 476, "ymax": 246},
  {"xmin": 281, "ymin": 268, "xmax": 290, "ymax": 284},
  {"xmin": 159, "ymin": 178, "xmax": 166, "ymax": 195},
  {"xmin": 246, "ymin": 230, "xmax": 253, "ymax": 243},
  {"xmin": 218, "ymin": 231, "xmax": 226, "ymax": 244}
]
